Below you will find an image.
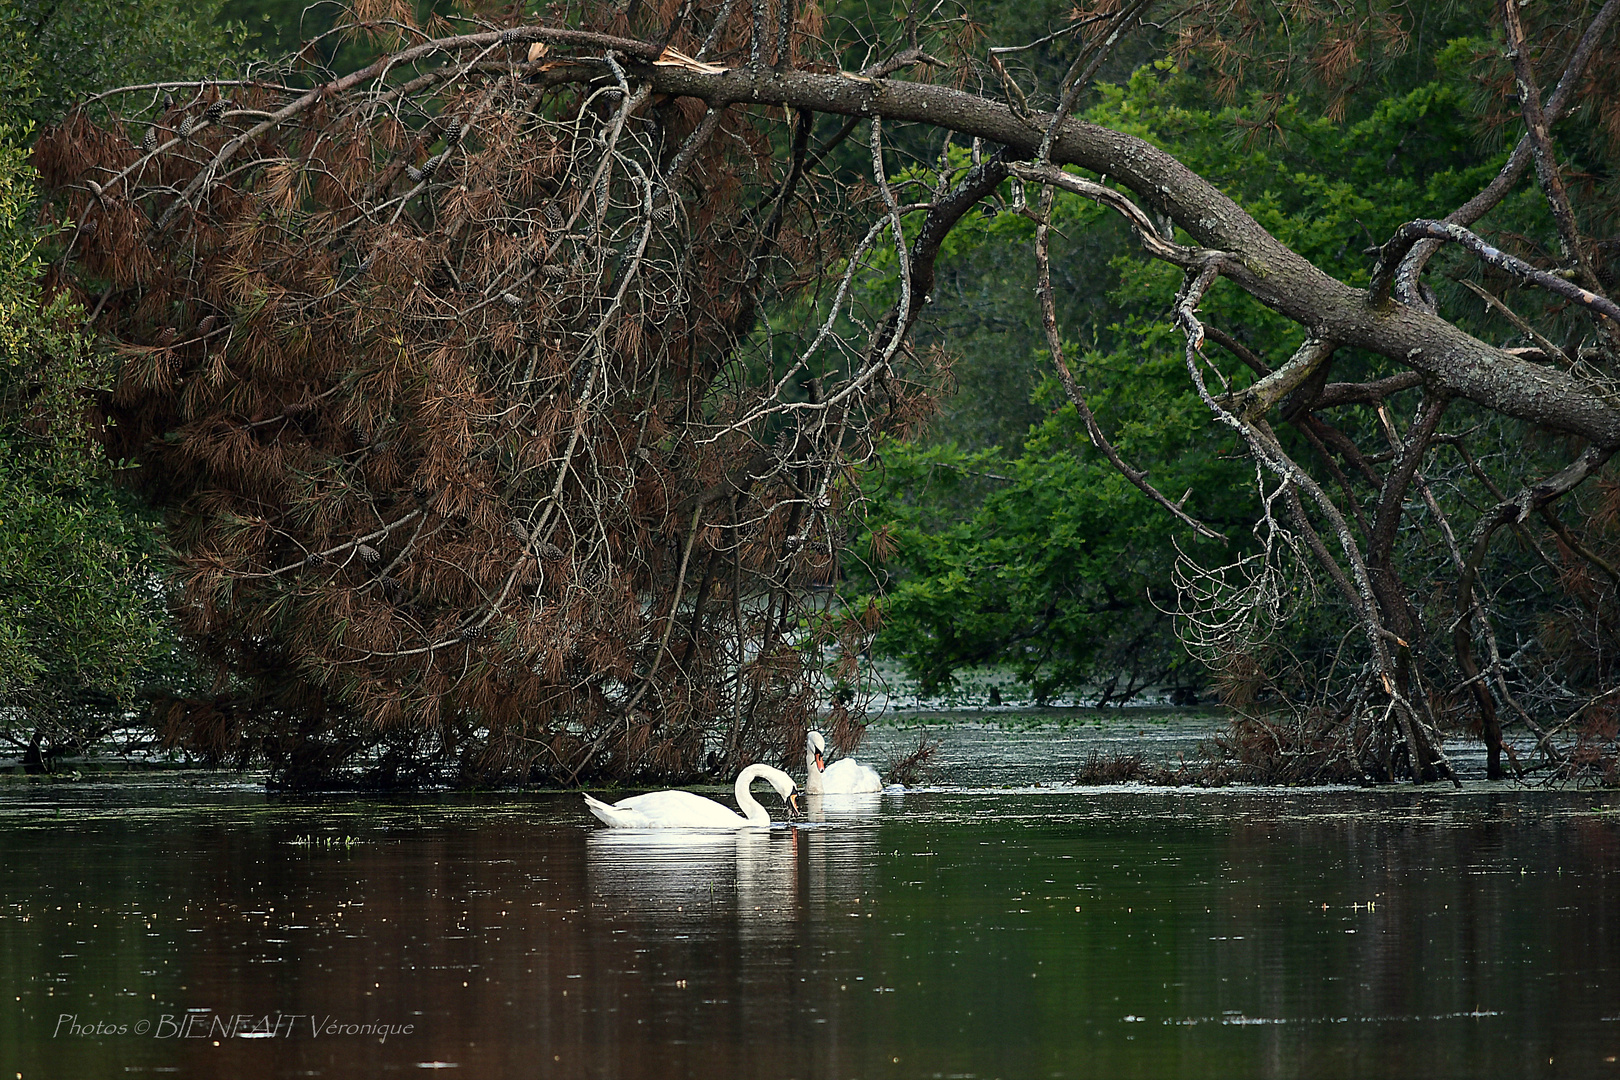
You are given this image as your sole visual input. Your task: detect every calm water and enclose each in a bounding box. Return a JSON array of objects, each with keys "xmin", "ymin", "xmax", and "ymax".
[{"xmin": 2, "ymin": 721, "xmax": 1618, "ymax": 1079}]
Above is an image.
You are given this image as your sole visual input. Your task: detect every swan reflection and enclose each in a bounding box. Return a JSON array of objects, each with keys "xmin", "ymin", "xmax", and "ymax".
[
  {"xmin": 803, "ymin": 792, "xmax": 882, "ymax": 822},
  {"xmin": 586, "ymin": 818, "xmax": 880, "ymax": 935},
  {"xmin": 585, "ymin": 829, "xmax": 743, "ymax": 911}
]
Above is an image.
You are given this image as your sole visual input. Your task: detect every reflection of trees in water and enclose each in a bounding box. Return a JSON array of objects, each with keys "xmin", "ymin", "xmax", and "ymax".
[{"xmin": 1210, "ymin": 806, "xmax": 1620, "ymax": 1053}]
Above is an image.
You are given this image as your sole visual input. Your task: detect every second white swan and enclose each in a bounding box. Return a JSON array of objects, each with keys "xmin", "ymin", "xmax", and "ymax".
[
  {"xmin": 583, "ymin": 763, "xmax": 800, "ymax": 829},
  {"xmin": 805, "ymin": 730, "xmax": 883, "ymax": 794}
]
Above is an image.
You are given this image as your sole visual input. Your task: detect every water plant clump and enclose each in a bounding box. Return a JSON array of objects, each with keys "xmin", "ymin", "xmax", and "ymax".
[{"xmin": 882, "ymin": 732, "xmax": 941, "ymax": 787}]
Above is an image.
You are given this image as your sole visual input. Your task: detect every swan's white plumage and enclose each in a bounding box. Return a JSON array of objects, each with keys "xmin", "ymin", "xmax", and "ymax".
[
  {"xmin": 583, "ymin": 763, "xmax": 798, "ymax": 829},
  {"xmin": 805, "ymin": 730, "xmax": 883, "ymax": 794}
]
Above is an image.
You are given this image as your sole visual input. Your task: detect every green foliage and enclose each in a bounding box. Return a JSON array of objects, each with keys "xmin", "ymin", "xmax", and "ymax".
[
  {"xmin": 856, "ymin": 435, "xmax": 1220, "ymax": 702},
  {"xmin": 218, "ymin": 0, "xmax": 496, "ymax": 76},
  {"xmin": 0, "ymin": 130, "xmax": 179, "ymax": 761},
  {"xmin": 852, "ymin": 54, "xmax": 1545, "ymax": 703},
  {"xmin": 0, "ymin": 0, "xmax": 246, "ymax": 766},
  {"xmin": 1, "ymin": 0, "xmax": 251, "ymax": 126},
  {"xmin": 218, "ymin": 0, "xmax": 327, "ymax": 57}
]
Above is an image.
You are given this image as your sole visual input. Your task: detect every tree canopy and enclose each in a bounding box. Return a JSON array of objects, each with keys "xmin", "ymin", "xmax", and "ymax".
[{"xmin": 32, "ymin": 0, "xmax": 1620, "ymax": 786}]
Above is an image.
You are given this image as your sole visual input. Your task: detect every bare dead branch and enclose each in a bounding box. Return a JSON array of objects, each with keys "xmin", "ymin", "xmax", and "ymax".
[{"xmin": 1371, "ymin": 219, "xmax": 1620, "ymax": 326}]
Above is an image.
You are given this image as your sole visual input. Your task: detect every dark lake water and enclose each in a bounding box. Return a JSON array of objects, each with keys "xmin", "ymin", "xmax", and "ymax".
[{"xmin": 2, "ymin": 716, "xmax": 1618, "ymax": 1079}]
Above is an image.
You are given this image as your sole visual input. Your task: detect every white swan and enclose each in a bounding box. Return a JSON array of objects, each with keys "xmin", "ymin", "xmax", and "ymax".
[
  {"xmin": 583, "ymin": 764, "xmax": 800, "ymax": 829},
  {"xmin": 805, "ymin": 730, "xmax": 883, "ymax": 794}
]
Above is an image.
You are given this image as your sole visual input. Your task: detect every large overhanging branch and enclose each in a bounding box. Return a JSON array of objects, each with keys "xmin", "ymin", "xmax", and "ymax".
[
  {"xmin": 616, "ymin": 57, "xmax": 1620, "ymax": 449},
  {"xmin": 102, "ymin": 28, "xmax": 1620, "ymax": 447}
]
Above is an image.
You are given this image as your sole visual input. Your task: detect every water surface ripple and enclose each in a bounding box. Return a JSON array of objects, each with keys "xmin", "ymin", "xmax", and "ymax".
[{"xmin": 1, "ymin": 750, "xmax": 1617, "ymax": 1078}]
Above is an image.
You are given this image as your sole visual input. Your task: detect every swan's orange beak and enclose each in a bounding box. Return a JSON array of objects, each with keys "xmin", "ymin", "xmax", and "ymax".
[
  {"xmin": 814, "ymin": 749, "xmax": 825, "ymax": 771},
  {"xmin": 787, "ymin": 791, "xmax": 802, "ymax": 818}
]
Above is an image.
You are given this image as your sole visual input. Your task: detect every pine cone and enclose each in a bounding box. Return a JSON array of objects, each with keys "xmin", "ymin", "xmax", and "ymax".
[
  {"xmin": 205, "ymin": 99, "xmax": 227, "ymax": 122},
  {"xmin": 502, "ymin": 292, "xmax": 522, "ymax": 308},
  {"xmin": 544, "ymin": 202, "xmax": 565, "ymax": 228},
  {"xmin": 358, "ymin": 543, "xmax": 381, "ymax": 564},
  {"xmin": 142, "ymin": 127, "xmax": 158, "ymax": 153},
  {"xmin": 536, "ymin": 541, "xmax": 566, "ymax": 561},
  {"xmin": 178, "ymin": 115, "xmax": 194, "ymax": 139}
]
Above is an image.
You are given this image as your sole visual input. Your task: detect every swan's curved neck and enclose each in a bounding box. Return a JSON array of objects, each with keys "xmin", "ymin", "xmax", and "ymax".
[
  {"xmin": 733, "ymin": 765, "xmax": 773, "ymax": 826},
  {"xmin": 804, "ymin": 743, "xmax": 824, "ymax": 794}
]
